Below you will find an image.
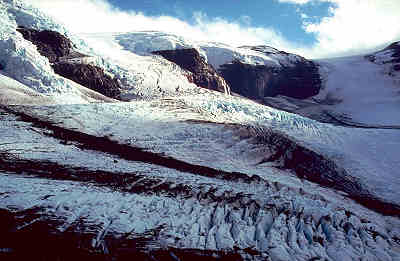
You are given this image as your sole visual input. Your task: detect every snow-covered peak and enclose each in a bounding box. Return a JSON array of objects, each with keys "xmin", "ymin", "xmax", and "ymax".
[
  {"xmin": 200, "ymin": 42, "xmax": 281, "ymax": 69},
  {"xmin": 0, "ymin": 1, "xmax": 203, "ymax": 102},
  {"xmin": 114, "ymin": 31, "xmax": 207, "ymax": 59},
  {"xmin": 84, "ymin": 31, "xmax": 305, "ymax": 70}
]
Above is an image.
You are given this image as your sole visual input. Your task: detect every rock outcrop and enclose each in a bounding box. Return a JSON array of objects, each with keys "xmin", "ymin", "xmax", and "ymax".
[
  {"xmin": 53, "ymin": 63, "xmax": 121, "ymax": 98},
  {"xmin": 16, "ymin": 26, "xmax": 72, "ymax": 63},
  {"xmin": 153, "ymin": 48, "xmax": 230, "ymax": 95},
  {"xmin": 219, "ymin": 46, "xmax": 321, "ymax": 100},
  {"xmin": 17, "ymin": 27, "xmax": 122, "ymax": 99},
  {"xmin": 366, "ymin": 41, "xmax": 400, "ymax": 74}
]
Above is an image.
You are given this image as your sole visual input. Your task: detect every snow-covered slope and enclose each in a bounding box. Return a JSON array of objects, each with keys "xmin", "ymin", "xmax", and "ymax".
[
  {"xmin": 9, "ymin": 91, "xmax": 399, "ymax": 208},
  {"xmin": 113, "ymin": 31, "xmax": 206, "ymax": 58},
  {"xmin": 314, "ymin": 54, "xmax": 400, "ymax": 126},
  {"xmin": 1, "ymin": 98, "xmax": 400, "ymax": 260},
  {"xmin": 0, "ymin": 0, "xmax": 202, "ymax": 104},
  {"xmin": 86, "ymin": 31, "xmax": 298, "ymax": 70},
  {"xmin": 367, "ymin": 41, "xmax": 400, "ymax": 78},
  {"xmin": 0, "ymin": 0, "xmax": 100, "ymax": 103},
  {"xmin": 246, "ymin": 47, "xmax": 400, "ymax": 127},
  {"xmin": 82, "ymin": 31, "xmax": 321, "ymax": 101},
  {"xmin": 81, "ymin": 32, "xmax": 203, "ymax": 100},
  {"xmin": 82, "ymin": 30, "xmax": 399, "ymax": 127},
  {"xmin": 0, "ymin": 71, "xmax": 116, "ymax": 105},
  {"xmin": 0, "ymin": 72, "xmax": 55, "ymax": 105}
]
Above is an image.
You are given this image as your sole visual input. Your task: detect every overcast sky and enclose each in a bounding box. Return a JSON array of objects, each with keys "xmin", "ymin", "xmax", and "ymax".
[{"xmin": 25, "ymin": 0, "xmax": 400, "ymax": 58}]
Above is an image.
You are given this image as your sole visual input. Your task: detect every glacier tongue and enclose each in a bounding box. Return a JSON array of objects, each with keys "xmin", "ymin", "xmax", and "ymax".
[
  {"xmin": 0, "ymin": 100, "xmax": 399, "ymax": 260},
  {"xmin": 315, "ymin": 55, "xmax": 400, "ymax": 126}
]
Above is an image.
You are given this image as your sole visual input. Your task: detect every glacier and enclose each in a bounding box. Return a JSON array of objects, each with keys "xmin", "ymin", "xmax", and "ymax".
[{"xmin": 0, "ymin": 0, "xmax": 399, "ymax": 260}]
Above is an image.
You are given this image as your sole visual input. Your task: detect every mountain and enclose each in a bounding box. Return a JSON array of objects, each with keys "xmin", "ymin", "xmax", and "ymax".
[
  {"xmin": 152, "ymin": 48, "xmax": 230, "ymax": 94},
  {"xmin": 366, "ymin": 41, "xmax": 400, "ymax": 74},
  {"xmin": 0, "ymin": 1, "xmax": 399, "ymax": 260},
  {"xmin": 219, "ymin": 52, "xmax": 320, "ymax": 99},
  {"xmin": 84, "ymin": 31, "xmax": 321, "ymax": 100}
]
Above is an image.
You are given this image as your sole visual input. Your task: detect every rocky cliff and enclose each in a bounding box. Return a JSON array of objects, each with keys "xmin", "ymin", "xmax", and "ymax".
[
  {"xmin": 219, "ymin": 46, "xmax": 321, "ymax": 100},
  {"xmin": 16, "ymin": 26, "xmax": 72, "ymax": 63},
  {"xmin": 53, "ymin": 62, "xmax": 121, "ymax": 98},
  {"xmin": 153, "ymin": 48, "xmax": 230, "ymax": 95},
  {"xmin": 17, "ymin": 27, "xmax": 121, "ymax": 99}
]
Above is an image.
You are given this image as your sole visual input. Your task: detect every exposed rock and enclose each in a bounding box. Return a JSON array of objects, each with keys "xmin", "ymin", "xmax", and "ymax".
[
  {"xmin": 153, "ymin": 48, "xmax": 230, "ymax": 95},
  {"xmin": 58, "ymin": 52, "xmax": 95, "ymax": 64},
  {"xmin": 53, "ymin": 62, "xmax": 121, "ymax": 98},
  {"xmin": 16, "ymin": 27, "xmax": 122, "ymax": 99},
  {"xmin": 240, "ymin": 45, "xmax": 289, "ymax": 56},
  {"xmin": 219, "ymin": 46, "xmax": 321, "ymax": 100},
  {"xmin": 366, "ymin": 41, "xmax": 400, "ymax": 76},
  {"xmin": 0, "ymin": 207, "xmax": 250, "ymax": 261},
  {"xmin": 16, "ymin": 26, "xmax": 72, "ymax": 63},
  {"xmin": 219, "ymin": 60, "xmax": 273, "ymax": 99},
  {"xmin": 384, "ymin": 41, "xmax": 400, "ymax": 55}
]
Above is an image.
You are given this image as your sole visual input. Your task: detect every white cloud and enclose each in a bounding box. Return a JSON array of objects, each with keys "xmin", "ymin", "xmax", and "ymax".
[
  {"xmin": 24, "ymin": 0, "xmax": 296, "ymax": 51},
  {"xmin": 280, "ymin": 0, "xmax": 400, "ymax": 57},
  {"xmin": 300, "ymin": 13, "xmax": 309, "ymax": 19},
  {"xmin": 302, "ymin": 0, "xmax": 400, "ymax": 58},
  {"xmin": 24, "ymin": 0, "xmax": 400, "ymax": 59}
]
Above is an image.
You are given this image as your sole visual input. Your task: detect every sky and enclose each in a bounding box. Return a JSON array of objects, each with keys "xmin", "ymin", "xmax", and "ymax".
[
  {"xmin": 25, "ymin": 0, "xmax": 400, "ymax": 58},
  {"xmin": 106, "ymin": 0, "xmax": 334, "ymax": 46}
]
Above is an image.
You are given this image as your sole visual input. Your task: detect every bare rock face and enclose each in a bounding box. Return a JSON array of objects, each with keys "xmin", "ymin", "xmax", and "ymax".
[
  {"xmin": 17, "ymin": 27, "xmax": 122, "ymax": 99},
  {"xmin": 53, "ymin": 63, "xmax": 121, "ymax": 98},
  {"xmin": 16, "ymin": 26, "xmax": 72, "ymax": 63},
  {"xmin": 153, "ymin": 48, "xmax": 231, "ymax": 94},
  {"xmin": 219, "ymin": 46, "xmax": 321, "ymax": 100},
  {"xmin": 218, "ymin": 61, "xmax": 273, "ymax": 99}
]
